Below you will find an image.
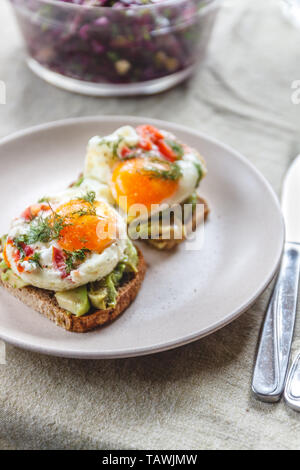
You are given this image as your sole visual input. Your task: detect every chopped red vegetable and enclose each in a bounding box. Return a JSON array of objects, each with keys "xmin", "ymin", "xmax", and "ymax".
[{"xmin": 52, "ymin": 247, "xmax": 68, "ymax": 279}]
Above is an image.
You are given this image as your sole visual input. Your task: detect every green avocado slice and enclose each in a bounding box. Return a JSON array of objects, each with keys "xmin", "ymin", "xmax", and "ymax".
[
  {"xmin": 55, "ymin": 285, "xmax": 90, "ymax": 317},
  {"xmin": 1, "ymin": 270, "xmax": 29, "ymax": 289},
  {"xmin": 88, "ymin": 287, "xmax": 108, "ymax": 310}
]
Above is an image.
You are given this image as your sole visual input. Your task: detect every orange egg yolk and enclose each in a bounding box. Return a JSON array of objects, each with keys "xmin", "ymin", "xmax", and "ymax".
[
  {"xmin": 110, "ymin": 158, "xmax": 179, "ymax": 212},
  {"xmin": 53, "ymin": 200, "xmax": 116, "ymax": 253}
]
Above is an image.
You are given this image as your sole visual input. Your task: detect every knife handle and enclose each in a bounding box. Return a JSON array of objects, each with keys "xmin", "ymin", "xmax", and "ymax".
[
  {"xmin": 284, "ymin": 351, "xmax": 300, "ymax": 412},
  {"xmin": 252, "ymin": 242, "xmax": 300, "ymax": 402}
]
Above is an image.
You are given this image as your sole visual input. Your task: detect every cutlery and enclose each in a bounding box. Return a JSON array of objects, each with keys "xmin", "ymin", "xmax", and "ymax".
[
  {"xmin": 252, "ymin": 155, "xmax": 300, "ymax": 402},
  {"xmin": 284, "ymin": 351, "xmax": 300, "ymax": 411}
]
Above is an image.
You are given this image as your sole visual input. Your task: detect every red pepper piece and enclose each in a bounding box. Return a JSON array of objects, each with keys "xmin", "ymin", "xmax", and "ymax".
[
  {"xmin": 121, "ymin": 146, "xmax": 133, "ymax": 158},
  {"xmin": 136, "ymin": 125, "xmax": 164, "ymax": 142},
  {"xmin": 21, "ymin": 207, "xmax": 33, "ymax": 222},
  {"xmin": 21, "ymin": 204, "xmax": 49, "ymax": 222},
  {"xmin": 156, "ymin": 139, "xmax": 177, "ymax": 162},
  {"xmin": 21, "ymin": 243, "xmax": 34, "ymax": 257},
  {"xmin": 52, "ymin": 247, "xmax": 68, "ymax": 279}
]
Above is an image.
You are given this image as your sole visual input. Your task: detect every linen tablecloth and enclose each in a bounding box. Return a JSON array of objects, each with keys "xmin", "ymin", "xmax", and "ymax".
[{"xmin": 1, "ymin": 0, "xmax": 300, "ymax": 450}]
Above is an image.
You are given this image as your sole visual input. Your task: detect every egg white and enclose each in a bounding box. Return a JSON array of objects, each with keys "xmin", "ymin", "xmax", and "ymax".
[
  {"xmin": 41, "ymin": 178, "xmax": 114, "ymax": 207},
  {"xmin": 84, "ymin": 126, "xmax": 206, "ymax": 219},
  {"xmin": 85, "ymin": 126, "xmax": 139, "ymax": 185},
  {"xmin": 6, "ymin": 186, "xmax": 128, "ymax": 292}
]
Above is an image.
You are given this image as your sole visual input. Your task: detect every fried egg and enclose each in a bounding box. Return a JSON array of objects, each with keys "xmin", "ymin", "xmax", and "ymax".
[
  {"xmin": 84, "ymin": 125, "xmax": 207, "ymax": 220},
  {"xmin": 5, "ymin": 183, "xmax": 127, "ymax": 291}
]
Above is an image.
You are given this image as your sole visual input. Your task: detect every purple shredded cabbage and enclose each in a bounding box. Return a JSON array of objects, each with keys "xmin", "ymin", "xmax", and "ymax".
[
  {"xmin": 57, "ymin": 0, "xmax": 161, "ymax": 6},
  {"xmin": 10, "ymin": 0, "xmax": 218, "ymax": 85}
]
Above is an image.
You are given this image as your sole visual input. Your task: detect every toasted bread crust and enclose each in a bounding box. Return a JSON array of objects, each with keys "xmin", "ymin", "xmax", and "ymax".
[
  {"xmin": 0, "ymin": 248, "xmax": 146, "ymax": 333},
  {"xmin": 146, "ymin": 196, "xmax": 209, "ymax": 250}
]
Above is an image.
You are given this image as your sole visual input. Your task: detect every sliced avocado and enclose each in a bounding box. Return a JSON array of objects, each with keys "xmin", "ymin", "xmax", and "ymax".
[
  {"xmin": 88, "ymin": 271, "xmax": 119, "ymax": 311},
  {"xmin": 55, "ymin": 286, "xmax": 90, "ymax": 317},
  {"xmin": 0, "ymin": 260, "xmax": 8, "ymax": 271},
  {"xmin": 123, "ymin": 240, "xmax": 138, "ymax": 273},
  {"xmin": 87, "ymin": 247, "xmax": 138, "ymax": 312},
  {"xmin": 1, "ymin": 270, "xmax": 29, "ymax": 289},
  {"xmin": 88, "ymin": 287, "xmax": 108, "ymax": 310},
  {"xmin": 105, "ymin": 274, "xmax": 118, "ymax": 308},
  {"xmin": 0, "ymin": 234, "xmax": 8, "ymax": 250},
  {"xmin": 111, "ymin": 262, "xmax": 126, "ymax": 283},
  {"xmin": 88, "ymin": 264, "xmax": 125, "ymax": 310}
]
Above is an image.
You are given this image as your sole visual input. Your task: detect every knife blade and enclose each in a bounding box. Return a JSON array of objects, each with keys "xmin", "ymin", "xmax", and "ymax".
[{"xmin": 252, "ymin": 155, "xmax": 300, "ymax": 402}]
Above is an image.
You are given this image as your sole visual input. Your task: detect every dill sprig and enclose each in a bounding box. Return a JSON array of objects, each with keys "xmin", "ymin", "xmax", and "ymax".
[
  {"xmin": 14, "ymin": 212, "xmax": 66, "ymax": 248},
  {"xmin": 73, "ymin": 175, "xmax": 84, "ymax": 187},
  {"xmin": 38, "ymin": 196, "xmax": 50, "ymax": 203},
  {"xmin": 71, "ymin": 207, "xmax": 96, "ymax": 217},
  {"xmin": 63, "ymin": 249, "xmax": 91, "ymax": 274},
  {"xmin": 141, "ymin": 161, "xmax": 182, "ymax": 181},
  {"xmin": 28, "ymin": 252, "xmax": 42, "ymax": 268},
  {"xmin": 78, "ymin": 191, "xmax": 96, "ymax": 205}
]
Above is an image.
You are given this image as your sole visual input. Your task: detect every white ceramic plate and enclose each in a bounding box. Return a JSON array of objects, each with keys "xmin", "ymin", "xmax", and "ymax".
[{"xmin": 0, "ymin": 116, "xmax": 284, "ymax": 359}]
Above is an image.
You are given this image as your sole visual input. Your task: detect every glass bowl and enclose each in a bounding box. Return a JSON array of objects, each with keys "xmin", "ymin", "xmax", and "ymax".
[{"xmin": 10, "ymin": 0, "xmax": 221, "ymax": 96}]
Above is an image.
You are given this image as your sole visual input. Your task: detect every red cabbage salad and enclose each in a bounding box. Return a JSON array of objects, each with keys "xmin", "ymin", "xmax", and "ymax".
[
  {"xmin": 11, "ymin": 0, "xmax": 216, "ymax": 84},
  {"xmin": 57, "ymin": 0, "xmax": 161, "ymax": 6}
]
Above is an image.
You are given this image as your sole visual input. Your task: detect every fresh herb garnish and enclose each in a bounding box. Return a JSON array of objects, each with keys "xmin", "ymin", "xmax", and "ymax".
[
  {"xmin": 193, "ymin": 162, "xmax": 203, "ymax": 186},
  {"xmin": 64, "ymin": 249, "xmax": 91, "ymax": 274},
  {"xmin": 165, "ymin": 140, "xmax": 184, "ymax": 159},
  {"xmin": 49, "ymin": 213, "xmax": 67, "ymax": 240},
  {"xmin": 38, "ymin": 196, "xmax": 50, "ymax": 203},
  {"xmin": 112, "ymin": 136, "xmax": 125, "ymax": 159},
  {"xmin": 141, "ymin": 161, "xmax": 182, "ymax": 181},
  {"xmin": 14, "ymin": 212, "xmax": 66, "ymax": 247},
  {"xmin": 28, "ymin": 252, "xmax": 42, "ymax": 268},
  {"xmin": 13, "ymin": 239, "xmax": 26, "ymax": 258},
  {"xmin": 78, "ymin": 191, "xmax": 96, "ymax": 205},
  {"xmin": 72, "ymin": 207, "xmax": 96, "ymax": 217},
  {"xmin": 73, "ymin": 175, "xmax": 84, "ymax": 187}
]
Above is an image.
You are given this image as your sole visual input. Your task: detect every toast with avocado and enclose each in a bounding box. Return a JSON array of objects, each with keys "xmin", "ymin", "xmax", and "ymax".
[
  {"xmin": 84, "ymin": 125, "xmax": 209, "ymax": 251},
  {"xmin": 0, "ymin": 243, "xmax": 146, "ymax": 333},
  {"xmin": 0, "ymin": 184, "xmax": 146, "ymax": 333},
  {"xmin": 0, "ymin": 123, "xmax": 209, "ymax": 334}
]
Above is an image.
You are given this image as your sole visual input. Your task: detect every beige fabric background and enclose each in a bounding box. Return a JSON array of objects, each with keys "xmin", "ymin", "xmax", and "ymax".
[{"xmin": 1, "ymin": 0, "xmax": 300, "ymax": 450}]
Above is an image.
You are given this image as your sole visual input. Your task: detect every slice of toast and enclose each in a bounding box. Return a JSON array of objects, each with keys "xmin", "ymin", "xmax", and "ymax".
[
  {"xmin": 143, "ymin": 196, "xmax": 209, "ymax": 251},
  {"xmin": 0, "ymin": 247, "xmax": 146, "ymax": 333}
]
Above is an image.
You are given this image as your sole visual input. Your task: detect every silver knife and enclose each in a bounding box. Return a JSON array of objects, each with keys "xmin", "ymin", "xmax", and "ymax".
[{"xmin": 252, "ymin": 155, "xmax": 300, "ymax": 402}]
